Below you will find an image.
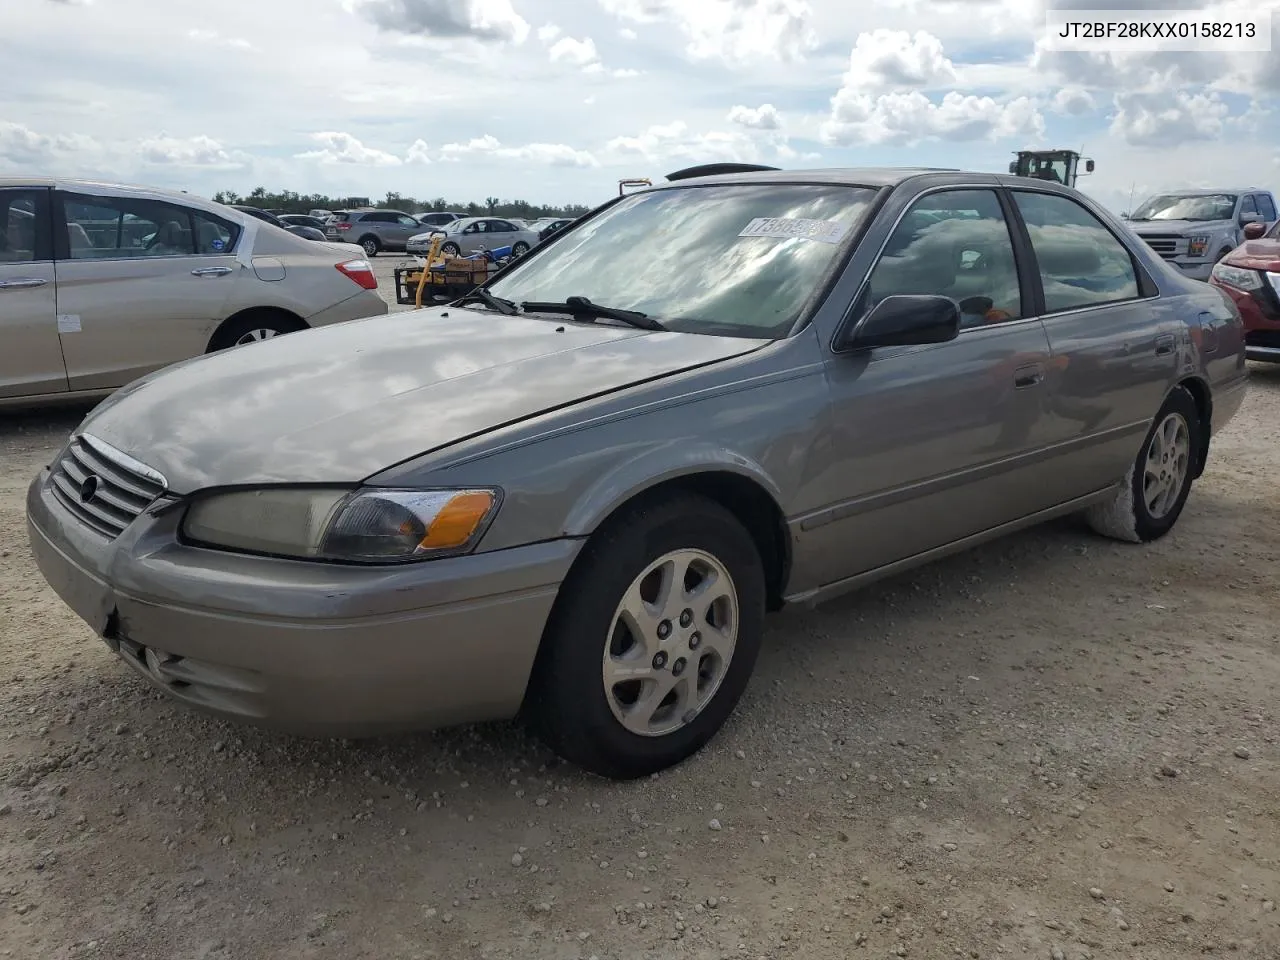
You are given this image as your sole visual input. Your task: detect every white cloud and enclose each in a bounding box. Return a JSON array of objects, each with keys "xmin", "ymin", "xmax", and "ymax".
[
  {"xmin": 138, "ymin": 134, "xmax": 248, "ymax": 167},
  {"xmin": 440, "ymin": 134, "xmax": 502, "ymax": 158},
  {"xmin": 728, "ymin": 104, "xmax": 782, "ymax": 130},
  {"xmin": 598, "ymin": 0, "xmax": 816, "ymax": 62},
  {"xmin": 822, "ymin": 90, "xmax": 1045, "ymax": 146},
  {"xmin": 187, "ymin": 28, "xmax": 257, "ymax": 51},
  {"xmin": 619, "ymin": 27, "xmax": 637, "ymax": 39},
  {"xmin": 537, "ymin": 23, "xmax": 561, "ymax": 42},
  {"xmin": 1051, "ymin": 85, "xmax": 1094, "ymax": 115},
  {"xmin": 1109, "ymin": 91, "xmax": 1230, "ymax": 147},
  {"xmin": 406, "ymin": 138, "xmax": 432, "ymax": 163},
  {"xmin": 605, "ymin": 120, "xmax": 794, "ymax": 165},
  {"xmin": 839, "ymin": 29, "xmax": 956, "ymax": 91},
  {"xmin": 0, "ymin": 121, "xmax": 98, "ymax": 166},
  {"xmin": 612, "ymin": 67, "xmax": 641, "ymax": 77},
  {"xmin": 295, "ymin": 131, "xmax": 403, "ymax": 166},
  {"xmin": 356, "ymin": 0, "xmax": 530, "ymax": 43},
  {"xmin": 438, "ymin": 135, "xmax": 597, "ymax": 167},
  {"xmin": 548, "ymin": 36, "xmax": 599, "ymax": 66}
]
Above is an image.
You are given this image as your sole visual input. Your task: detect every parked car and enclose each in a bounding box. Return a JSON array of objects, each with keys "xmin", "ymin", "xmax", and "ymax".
[
  {"xmin": 418, "ymin": 211, "xmax": 463, "ymax": 228},
  {"xmin": 1209, "ymin": 218, "xmax": 1280, "ymax": 362},
  {"xmin": 229, "ymin": 205, "xmax": 327, "ymax": 242},
  {"xmin": 24, "ymin": 167, "xmax": 1246, "ymax": 779},
  {"xmin": 324, "ymin": 209, "xmax": 423, "ymax": 256},
  {"xmin": 1124, "ymin": 188, "xmax": 1278, "ymax": 281},
  {"xmin": 278, "ymin": 214, "xmax": 330, "ymax": 232},
  {"xmin": 308, "ymin": 209, "xmax": 334, "ymax": 221},
  {"xmin": 0, "ymin": 178, "xmax": 387, "ymax": 406},
  {"xmin": 537, "ymin": 217, "xmax": 575, "ymax": 241},
  {"xmin": 405, "ymin": 216, "xmax": 539, "ymax": 257}
]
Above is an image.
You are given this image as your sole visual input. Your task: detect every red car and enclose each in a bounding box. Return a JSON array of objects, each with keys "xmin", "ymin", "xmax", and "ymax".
[{"xmin": 1209, "ymin": 221, "xmax": 1280, "ymax": 363}]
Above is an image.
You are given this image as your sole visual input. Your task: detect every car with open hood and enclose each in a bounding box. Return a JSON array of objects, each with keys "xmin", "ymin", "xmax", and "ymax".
[{"xmin": 26, "ymin": 166, "xmax": 1247, "ymax": 779}]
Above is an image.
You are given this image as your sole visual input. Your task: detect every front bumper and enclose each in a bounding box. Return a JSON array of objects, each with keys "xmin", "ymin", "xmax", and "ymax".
[{"xmin": 26, "ymin": 470, "xmax": 581, "ymax": 736}]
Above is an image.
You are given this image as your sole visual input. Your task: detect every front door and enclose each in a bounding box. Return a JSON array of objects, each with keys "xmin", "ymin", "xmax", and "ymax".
[
  {"xmin": 52, "ymin": 189, "xmax": 243, "ymax": 391},
  {"xmin": 800, "ymin": 187, "xmax": 1057, "ymax": 588},
  {"xmin": 0, "ymin": 187, "xmax": 65, "ymax": 399},
  {"xmin": 1008, "ymin": 189, "xmax": 1180, "ymax": 498}
]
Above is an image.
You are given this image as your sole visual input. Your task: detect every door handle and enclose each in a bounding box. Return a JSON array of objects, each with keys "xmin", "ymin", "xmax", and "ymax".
[
  {"xmin": 1155, "ymin": 334, "xmax": 1175, "ymax": 356},
  {"xmin": 1013, "ymin": 363, "xmax": 1044, "ymax": 388},
  {"xmin": 0, "ymin": 278, "xmax": 49, "ymax": 289},
  {"xmin": 191, "ymin": 266, "xmax": 233, "ymax": 277}
]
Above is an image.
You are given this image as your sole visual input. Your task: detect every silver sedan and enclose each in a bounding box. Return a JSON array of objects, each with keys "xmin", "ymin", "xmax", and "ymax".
[{"xmin": 406, "ymin": 216, "xmax": 539, "ymax": 257}]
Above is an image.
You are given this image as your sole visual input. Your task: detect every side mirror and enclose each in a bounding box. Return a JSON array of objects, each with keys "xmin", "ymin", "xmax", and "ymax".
[
  {"xmin": 842, "ymin": 295, "xmax": 960, "ymax": 351},
  {"xmin": 1244, "ymin": 222, "xmax": 1267, "ymax": 240},
  {"xmin": 1085, "ymin": 159, "xmax": 1095, "ymax": 173},
  {"xmin": 1008, "ymin": 161, "xmax": 1018, "ymax": 174},
  {"xmin": 1240, "ymin": 211, "xmax": 1262, "ymax": 225}
]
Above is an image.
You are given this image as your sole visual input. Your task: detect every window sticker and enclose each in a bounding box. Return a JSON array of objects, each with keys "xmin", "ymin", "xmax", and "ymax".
[
  {"xmin": 57, "ymin": 314, "xmax": 81, "ymax": 334},
  {"xmin": 211, "ymin": 238, "xmax": 226, "ymax": 252},
  {"xmin": 738, "ymin": 217, "xmax": 849, "ymax": 244}
]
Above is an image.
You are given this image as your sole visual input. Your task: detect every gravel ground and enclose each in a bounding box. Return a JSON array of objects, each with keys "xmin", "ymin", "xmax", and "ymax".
[{"xmin": 1, "ymin": 285, "xmax": 1278, "ymax": 959}]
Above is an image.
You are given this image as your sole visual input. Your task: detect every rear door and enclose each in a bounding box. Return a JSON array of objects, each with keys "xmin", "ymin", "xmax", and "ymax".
[
  {"xmin": 390, "ymin": 213, "xmax": 421, "ymax": 248},
  {"xmin": 485, "ymin": 219, "xmax": 517, "ymax": 249},
  {"xmin": 0, "ymin": 187, "xmax": 65, "ymax": 399},
  {"xmin": 53, "ymin": 190, "xmax": 244, "ymax": 390},
  {"xmin": 1008, "ymin": 188, "xmax": 1178, "ymax": 499}
]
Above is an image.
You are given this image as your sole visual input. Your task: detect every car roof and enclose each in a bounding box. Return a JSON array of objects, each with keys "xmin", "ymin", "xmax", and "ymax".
[
  {"xmin": 0, "ymin": 177, "xmax": 259, "ymax": 222},
  {"xmin": 641, "ymin": 166, "xmax": 968, "ymax": 191},
  {"xmin": 1149, "ymin": 188, "xmax": 1265, "ymax": 196}
]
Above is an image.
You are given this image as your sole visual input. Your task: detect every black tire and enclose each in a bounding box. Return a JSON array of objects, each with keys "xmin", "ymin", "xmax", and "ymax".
[
  {"xmin": 1084, "ymin": 386, "xmax": 1202, "ymax": 543},
  {"xmin": 441, "ymin": 241, "xmax": 460, "ymax": 256},
  {"xmin": 512, "ymin": 241, "xmax": 530, "ymax": 256},
  {"xmin": 1216, "ymin": 247, "xmax": 1232, "ymax": 261},
  {"xmin": 208, "ymin": 312, "xmax": 304, "ymax": 352},
  {"xmin": 527, "ymin": 493, "xmax": 766, "ymax": 779},
  {"xmin": 359, "ymin": 235, "xmax": 380, "ymax": 257}
]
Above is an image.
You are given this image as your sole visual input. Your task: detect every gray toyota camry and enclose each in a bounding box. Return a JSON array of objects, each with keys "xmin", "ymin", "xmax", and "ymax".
[{"xmin": 27, "ymin": 166, "xmax": 1248, "ymax": 779}]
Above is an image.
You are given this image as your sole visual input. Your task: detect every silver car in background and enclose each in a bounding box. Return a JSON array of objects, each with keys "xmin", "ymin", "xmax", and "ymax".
[
  {"xmin": 1, "ymin": 178, "xmax": 387, "ymax": 407},
  {"xmin": 25, "ymin": 167, "xmax": 1246, "ymax": 780},
  {"xmin": 406, "ymin": 216, "xmax": 539, "ymax": 257}
]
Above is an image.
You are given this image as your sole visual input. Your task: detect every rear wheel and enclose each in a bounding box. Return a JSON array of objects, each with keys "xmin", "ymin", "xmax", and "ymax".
[
  {"xmin": 359, "ymin": 236, "xmax": 380, "ymax": 257},
  {"xmin": 512, "ymin": 241, "xmax": 530, "ymax": 256},
  {"xmin": 208, "ymin": 311, "xmax": 305, "ymax": 352},
  {"xmin": 441, "ymin": 241, "xmax": 460, "ymax": 256},
  {"xmin": 527, "ymin": 494, "xmax": 765, "ymax": 779},
  {"xmin": 1084, "ymin": 387, "xmax": 1201, "ymax": 542}
]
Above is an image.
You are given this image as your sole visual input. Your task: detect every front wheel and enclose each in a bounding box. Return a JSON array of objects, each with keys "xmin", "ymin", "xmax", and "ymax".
[
  {"xmin": 512, "ymin": 241, "xmax": 530, "ymax": 256},
  {"xmin": 441, "ymin": 241, "xmax": 460, "ymax": 256},
  {"xmin": 359, "ymin": 236, "xmax": 380, "ymax": 257},
  {"xmin": 1084, "ymin": 386, "xmax": 1201, "ymax": 542},
  {"xmin": 527, "ymin": 494, "xmax": 765, "ymax": 779}
]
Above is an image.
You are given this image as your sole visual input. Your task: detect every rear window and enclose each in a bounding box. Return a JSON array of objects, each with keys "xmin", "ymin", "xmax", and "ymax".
[{"xmin": 330, "ymin": 213, "xmax": 351, "ymax": 222}]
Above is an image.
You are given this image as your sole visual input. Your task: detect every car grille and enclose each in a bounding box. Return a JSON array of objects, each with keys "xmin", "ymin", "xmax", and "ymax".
[
  {"xmin": 1138, "ymin": 235, "xmax": 1184, "ymax": 260},
  {"xmin": 48, "ymin": 435, "xmax": 167, "ymax": 539}
]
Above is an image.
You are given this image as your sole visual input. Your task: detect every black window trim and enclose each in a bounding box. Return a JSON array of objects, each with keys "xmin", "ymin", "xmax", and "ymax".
[
  {"xmin": 830, "ymin": 182, "xmax": 1042, "ymax": 356},
  {"xmin": 0, "ymin": 185, "xmax": 55, "ymax": 264},
  {"xmin": 1006, "ymin": 185, "xmax": 1160, "ymax": 319}
]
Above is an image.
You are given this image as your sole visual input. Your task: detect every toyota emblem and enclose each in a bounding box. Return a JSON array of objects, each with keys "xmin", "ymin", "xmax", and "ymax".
[{"xmin": 79, "ymin": 475, "xmax": 100, "ymax": 503}]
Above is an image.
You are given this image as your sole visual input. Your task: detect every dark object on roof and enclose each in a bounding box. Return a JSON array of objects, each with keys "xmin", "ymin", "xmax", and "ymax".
[{"xmin": 665, "ymin": 163, "xmax": 782, "ymax": 182}]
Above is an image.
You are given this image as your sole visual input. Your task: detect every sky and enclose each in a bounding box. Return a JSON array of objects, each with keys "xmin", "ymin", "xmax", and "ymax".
[{"xmin": 3, "ymin": 0, "xmax": 1277, "ymax": 214}]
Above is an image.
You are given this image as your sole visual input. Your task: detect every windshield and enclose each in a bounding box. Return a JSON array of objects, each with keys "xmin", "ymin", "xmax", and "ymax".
[
  {"xmin": 486, "ymin": 183, "xmax": 879, "ymax": 338},
  {"xmin": 1131, "ymin": 194, "xmax": 1237, "ymax": 222}
]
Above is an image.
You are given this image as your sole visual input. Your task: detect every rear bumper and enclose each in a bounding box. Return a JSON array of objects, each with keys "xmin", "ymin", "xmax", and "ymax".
[
  {"xmin": 305, "ymin": 289, "xmax": 388, "ymax": 328},
  {"xmin": 26, "ymin": 469, "xmax": 581, "ymax": 736}
]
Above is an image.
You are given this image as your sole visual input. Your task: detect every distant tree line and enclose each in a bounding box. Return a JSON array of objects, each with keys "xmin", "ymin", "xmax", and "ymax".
[{"xmin": 210, "ymin": 187, "xmax": 593, "ymax": 220}]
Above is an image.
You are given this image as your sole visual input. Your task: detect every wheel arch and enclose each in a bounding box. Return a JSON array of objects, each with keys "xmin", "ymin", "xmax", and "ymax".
[
  {"xmin": 206, "ymin": 306, "xmax": 307, "ymax": 352},
  {"xmin": 562, "ymin": 461, "xmax": 792, "ymax": 612},
  {"xmin": 1171, "ymin": 375, "xmax": 1212, "ymax": 478}
]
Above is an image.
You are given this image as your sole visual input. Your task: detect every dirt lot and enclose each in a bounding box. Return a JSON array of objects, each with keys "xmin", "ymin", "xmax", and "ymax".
[{"xmin": 2, "ymin": 288, "xmax": 1278, "ymax": 958}]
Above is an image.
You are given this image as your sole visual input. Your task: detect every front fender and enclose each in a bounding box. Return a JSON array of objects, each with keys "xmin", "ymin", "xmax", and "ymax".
[{"xmin": 561, "ymin": 442, "xmax": 784, "ymax": 537}]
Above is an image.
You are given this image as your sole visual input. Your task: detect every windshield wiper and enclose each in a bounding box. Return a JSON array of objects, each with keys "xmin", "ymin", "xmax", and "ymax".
[
  {"xmin": 520, "ymin": 296, "xmax": 666, "ymax": 331},
  {"xmin": 454, "ymin": 287, "xmax": 518, "ymax": 315}
]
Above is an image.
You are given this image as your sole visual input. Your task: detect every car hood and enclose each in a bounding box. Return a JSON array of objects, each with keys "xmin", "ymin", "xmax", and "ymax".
[
  {"xmin": 79, "ymin": 308, "xmax": 768, "ymax": 492},
  {"xmin": 1224, "ymin": 237, "xmax": 1280, "ymax": 272},
  {"xmin": 1130, "ymin": 219, "xmax": 1228, "ymax": 235}
]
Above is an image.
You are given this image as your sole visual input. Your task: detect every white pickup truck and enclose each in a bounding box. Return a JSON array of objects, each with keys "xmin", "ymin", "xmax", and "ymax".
[{"xmin": 1123, "ymin": 188, "xmax": 1279, "ymax": 281}]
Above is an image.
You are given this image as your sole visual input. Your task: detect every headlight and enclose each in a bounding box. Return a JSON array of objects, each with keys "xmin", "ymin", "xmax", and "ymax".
[
  {"xmin": 1188, "ymin": 236, "xmax": 1209, "ymax": 258},
  {"xmin": 1210, "ymin": 262, "xmax": 1263, "ymax": 291},
  {"xmin": 182, "ymin": 487, "xmax": 500, "ymax": 563}
]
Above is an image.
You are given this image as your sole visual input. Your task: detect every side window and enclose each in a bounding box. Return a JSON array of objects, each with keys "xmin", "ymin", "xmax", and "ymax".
[
  {"xmin": 1241, "ymin": 195, "xmax": 1258, "ymax": 216},
  {"xmin": 1012, "ymin": 191, "xmax": 1140, "ymax": 313},
  {"xmin": 474, "ymin": 221, "xmax": 488, "ymax": 233},
  {"xmin": 396, "ymin": 214, "xmax": 418, "ymax": 227},
  {"xmin": 192, "ymin": 211, "xmax": 241, "ymax": 255},
  {"xmin": 1257, "ymin": 194, "xmax": 1277, "ymax": 221},
  {"xmin": 866, "ymin": 189, "xmax": 1022, "ymax": 329},
  {"xmin": 60, "ymin": 193, "xmax": 197, "ymax": 259},
  {"xmin": 491, "ymin": 220, "xmax": 514, "ymax": 232},
  {"xmin": 0, "ymin": 188, "xmax": 51, "ymax": 263}
]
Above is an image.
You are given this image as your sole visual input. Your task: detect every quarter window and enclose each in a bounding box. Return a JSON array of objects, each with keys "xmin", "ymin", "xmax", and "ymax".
[
  {"xmin": 60, "ymin": 193, "xmax": 206, "ymax": 259},
  {"xmin": 865, "ymin": 189, "xmax": 1022, "ymax": 329},
  {"xmin": 1256, "ymin": 194, "xmax": 1277, "ymax": 221},
  {"xmin": 193, "ymin": 211, "xmax": 241, "ymax": 255},
  {"xmin": 1012, "ymin": 191, "xmax": 1140, "ymax": 313}
]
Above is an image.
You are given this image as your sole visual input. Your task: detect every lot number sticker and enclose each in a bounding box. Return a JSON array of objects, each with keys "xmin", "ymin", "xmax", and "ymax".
[{"xmin": 739, "ymin": 217, "xmax": 848, "ymax": 244}]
